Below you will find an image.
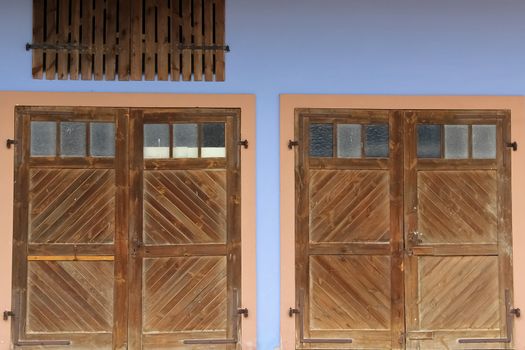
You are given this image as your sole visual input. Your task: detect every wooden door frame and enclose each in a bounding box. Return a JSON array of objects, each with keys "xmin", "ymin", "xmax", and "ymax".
[
  {"xmin": 0, "ymin": 92, "xmax": 256, "ymax": 349},
  {"xmin": 280, "ymin": 95, "xmax": 525, "ymax": 350}
]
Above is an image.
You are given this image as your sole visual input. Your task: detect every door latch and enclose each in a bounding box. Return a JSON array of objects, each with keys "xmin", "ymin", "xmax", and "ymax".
[{"xmin": 3, "ymin": 311, "xmax": 14, "ymax": 321}]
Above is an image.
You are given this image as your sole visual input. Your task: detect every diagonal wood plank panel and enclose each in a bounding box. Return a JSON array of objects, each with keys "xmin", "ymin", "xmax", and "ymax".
[
  {"xmin": 29, "ymin": 169, "xmax": 116, "ymax": 244},
  {"xmin": 310, "ymin": 170, "xmax": 390, "ymax": 243},
  {"xmin": 419, "ymin": 256, "xmax": 500, "ymax": 330},
  {"xmin": 143, "ymin": 170, "xmax": 226, "ymax": 244},
  {"xmin": 309, "ymin": 255, "xmax": 391, "ymax": 330},
  {"xmin": 143, "ymin": 257, "xmax": 227, "ymax": 333},
  {"xmin": 26, "ymin": 261, "xmax": 114, "ymax": 333},
  {"xmin": 418, "ymin": 171, "xmax": 497, "ymax": 244}
]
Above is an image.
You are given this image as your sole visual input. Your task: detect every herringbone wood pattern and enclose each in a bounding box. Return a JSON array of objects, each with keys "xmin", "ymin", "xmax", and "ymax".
[
  {"xmin": 143, "ymin": 170, "xmax": 226, "ymax": 245},
  {"xmin": 27, "ymin": 261, "xmax": 114, "ymax": 333},
  {"xmin": 29, "ymin": 169, "xmax": 115, "ymax": 244},
  {"xmin": 418, "ymin": 171, "xmax": 497, "ymax": 244},
  {"xmin": 310, "ymin": 170, "xmax": 390, "ymax": 243}
]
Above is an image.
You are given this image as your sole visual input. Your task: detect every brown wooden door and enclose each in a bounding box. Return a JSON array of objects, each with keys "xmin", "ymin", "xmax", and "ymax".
[
  {"xmin": 294, "ymin": 110, "xmax": 404, "ymax": 349},
  {"xmin": 12, "ymin": 107, "xmax": 243, "ymax": 350},
  {"xmin": 404, "ymin": 110, "xmax": 514, "ymax": 349},
  {"xmin": 12, "ymin": 107, "xmax": 129, "ymax": 349},
  {"xmin": 127, "ymin": 109, "xmax": 242, "ymax": 350}
]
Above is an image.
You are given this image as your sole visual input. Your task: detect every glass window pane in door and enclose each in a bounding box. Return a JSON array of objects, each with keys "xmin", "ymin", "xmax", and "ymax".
[
  {"xmin": 417, "ymin": 125, "xmax": 442, "ymax": 158},
  {"xmin": 31, "ymin": 121, "xmax": 56, "ymax": 157},
  {"xmin": 144, "ymin": 124, "xmax": 170, "ymax": 158},
  {"xmin": 201, "ymin": 123, "xmax": 226, "ymax": 158},
  {"xmin": 444, "ymin": 125, "xmax": 468, "ymax": 159},
  {"xmin": 337, "ymin": 124, "xmax": 361, "ymax": 158},
  {"xmin": 90, "ymin": 123, "xmax": 115, "ymax": 157},
  {"xmin": 472, "ymin": 125, "xmax": 496, "ymax": 159},
  {"xmin": 61, "ymin": 122, "xmax": 86, "ymax": 157},
  {"xmin": 310, "ymin": 124, "xmax": 333, "ymax": 157},
  {"xmin": 173, "ymin": 124, "xmax": 198, "ymax": 158},
  {"xmin": 364, "ymin": 124, "xmax": 389, "ymax": 158}
]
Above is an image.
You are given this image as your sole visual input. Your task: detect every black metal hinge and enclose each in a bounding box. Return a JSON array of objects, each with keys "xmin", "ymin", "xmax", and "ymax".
[
  {"xmin": 238, "ymin": 140, "xmax": 249, "ymax": 149},
  {"xmin": 507, "ymin": 141, "xmax": 518, "ymax": 151},
  {"xmin": 3, "ymin": 310, "xmax": 14, "ymax": 321},
  {"xmin": 288, "ymin": 140, "xmax": 299, "ymax": 149},
  {"xmin": 288, "ymin": 307, "xmax": 299, "ymax": 317},
  {"xmin": 6, "ymin": 139, "xmax": 17, "ymax": 149},
  {"xmin": 237, "ymin": 308, "xmax": 249, "ymax": 318}
]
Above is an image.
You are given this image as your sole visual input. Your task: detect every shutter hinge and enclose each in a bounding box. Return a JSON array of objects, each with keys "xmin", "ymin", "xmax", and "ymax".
[
  {"xmin": 289, "ymin": 307, "xmax": 300, "ymax": 317},
  {"xmin": 507, "ymin": 142, "xmax": 518, "ymax": 151},
  {"xmin": 3, "ymin": 311, "xmax": 14, "ymax": 321},
  {"xmin": 6, "ymin": 139, "xmax": 17, "ymax": 149},
  {"xmin": 238, "ymin": 139, "xmax": 249, "ymax": 149},
  {"xmin": 237, "ymin": 308, "xmax": 249, "ymax": 318},
  {"xmin": 288, "ymin": 140, "xmax": 299, "ymax": 149}
]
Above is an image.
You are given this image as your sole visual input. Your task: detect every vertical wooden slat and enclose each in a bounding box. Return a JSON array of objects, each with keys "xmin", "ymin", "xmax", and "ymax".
[
  {"xmin": 214, "ymin": 0, "xmax": 225, "ymax": 81},
  {"xmin": 144, "ymin": 0, "xmax": 156, "ymax": 80},
  {"xmin": 94, "ymin": 0, "xmax": 105, "ymax": 80},
  {"xmin": 181, "ymin": 0, "xmax": 192, "ymax": 81},
  {"xmin": 46, "ymin": 0, "xmax": 58, "ymax": 79},
  {"xmin": 69, "ymin": 0, "xmax": 81, "ymax": 79},
  {"xmin": 105, "ymin": 0, "xmax": 117, "ymax": 80},
  {"xmin": 170, "ymin": 0, "xmax": 181, "ymax": 80},
  {"xmin": 81, "ymin": 0, "xmax": 93, "ymax": 80},
  {"xmin": 157, "ymin": 0, "xmax": 169, "ymax": 80},
  {"xmin": 193, "ymin": 0, "xmax": 203, "ymax": 81},
  {"xmin": 57, "ymin": 0, "xmax": 69, "ymax": 79},
  {"xmin": 32, "ymin": 0, "xmax": 45, "ymax": 79},
  {"xmin": 203, "ymin": 0, "xmax": 213, "ymax": 81},
  {"xmin": 130, "ymin": 0, "xmax": 143, "ymax": 80},
  {"xmin": 118, "ymin": 0, "xmax": 131, "ymax": 80}
]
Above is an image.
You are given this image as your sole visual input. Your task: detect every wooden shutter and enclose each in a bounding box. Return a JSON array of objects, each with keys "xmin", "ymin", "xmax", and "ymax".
[
  {"xmin": 30, "ymin": 0, "xmax": 227, "ymax": 81},
  {"xmin": 294, "ymin": 110, "xmax": 404, "ymax": 349},
  {"xmin": 128, "ymin": 109, "xmax": 242, "ymax": 349},
  {"xmin": 12, "ymin": 107, "xmax": 129, "ymax": 348},
  {"xmin": 404, "ymin": 110, "xmax": 514, "ymax": 348}
]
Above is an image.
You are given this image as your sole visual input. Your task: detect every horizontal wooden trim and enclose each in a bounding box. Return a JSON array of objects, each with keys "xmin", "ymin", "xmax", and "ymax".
[
  {"xmin": 28, "ymin": 113, "xmax": 118, "ymax": 122},
  {"xmin": 28, "ymin": 244, "xmax": 115, "ymax": 256},
  {"xmin": 142, "ymin": 110, "xmax": 239, "ymax": 122},
  {"xmin": 411, "ymin": 243, "xmax": 498, "ymax": 256},
  {"xmin": 407, "ymin": 331, "xmax": 434, "ymax": 340},
  {"xmin": 143, "ymin": 244, "xmax": 228, "ymax": 257},
  {"xmin": 308, "ymin": 242, "xmax": 391, "ymax": 255},
  {"xmin": 417, "ymin": 159, "xmax": 498, "ymax": 170},
  {"xmin": 29, "ymin": 157, "xmax": 115, "ymax": 168},
  {"xmin": 28, "ymin": 255, "xmax": 115, "ymax": 261},
  {"xmin": 144, "ymin": 158, "xmax": 227, "ymax": 170},
  {"xmin": 309, "ymin": 158, "xmax": 390, "ymax": 170}
]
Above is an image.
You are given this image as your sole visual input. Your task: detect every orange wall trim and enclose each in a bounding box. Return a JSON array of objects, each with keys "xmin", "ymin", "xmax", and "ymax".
[
  {"xmin": 0, "ymin": 92, "xmax": 256, "ymax": 349},
  {"xmin": 280, "ymin": 95, "xmax": 525, "ymax": 350}
]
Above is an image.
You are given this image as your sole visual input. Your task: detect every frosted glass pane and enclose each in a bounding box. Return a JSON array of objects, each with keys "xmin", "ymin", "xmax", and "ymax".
[
  {"xmin": 144, "ymin": 124, "xmax": 170, "ymax": 158},
  {"xmin": 90, "ymin": 123, "xmax": 115, "ymax": 157},
  {"xmin": 444, "ymin": 125, "xmax": 468, "ymax": 159},
  {"xmin": 417, "ymin": 125, "xmax": 441, "ymax": 158},
  {"xmin": 202, "ymin": 123, "xmax": 225, "ymax": 158},
  {"xmin": 472, "ymin": 125, "xmax": 496, "ymax": 159},
  {"xmin": 61, "ymin": 122, "xmax": 86, "ymax": 157},
  {"xmin": 31, "ymin": 121, "xmax": 56, "ymax": 157},
  {"xmin": 337, "ymin": 124, "xmax": 361, "ymax": 158},
  {"xmin": 364, "ymin": 124, "xmax": 389, "ymax": 158},
  {"xmin": 309, "ymin": 124, "xmax": 333, "ymax": 157},
  {"xmin": 173, "ymin": 124, "xmax": 198, "ymax": 158}
]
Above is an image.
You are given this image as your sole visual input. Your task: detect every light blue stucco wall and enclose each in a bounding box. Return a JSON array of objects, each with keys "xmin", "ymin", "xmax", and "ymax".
[{"xmin": 2, "ymin": 1, "xmax": 525, "ymax": 349}]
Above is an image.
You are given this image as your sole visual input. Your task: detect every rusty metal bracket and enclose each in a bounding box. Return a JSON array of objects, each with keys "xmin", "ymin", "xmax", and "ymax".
[
  {"xmin": 288, "ymin": 140, "xmax": 299, "ymax": 149},
  {"xmin": 289, "ymin": 307, "xmax": 300, "ymax": 317},
  {"xmin": 507, "ymin": 142, "xmax": 518, "ymax": 151},
  {"xmin": 3, "ymin": 311, "xmax": 14, "ymax": 321},
  {"xmin": 238, "ymin": 139, "xmax": 249, "ymax": 149},
  {"xmin": 458, "ymin": 289, "xmax": 518, "ymax": 344},
  {"xmin": 238, "ymin": 308, "xmax": 249, "ymax": 318},
  {"xmin": 6, "ymin": 139, "xmax": 17, "ymax": 149}
]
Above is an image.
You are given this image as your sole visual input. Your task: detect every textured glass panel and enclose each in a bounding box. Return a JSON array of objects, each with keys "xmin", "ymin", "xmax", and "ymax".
[
  {"xmin": 61, "ymin": 122, "xmax": 86, "ymax": 157},
  {"xmin": 417, "ymin": 125, "xmax": 442, "ymax": 158},
  {"xmin": 337, "ymin": 124, "xmax": 361, "ymax": 158},
  {"xmin": 31, "ymin": 121, "xmax": 56, "ymax": 157},
  {"xmin": 202, "ymin": 123, "xmax": 225, "ymax": 158},
  {"xmin": 173, "ymin": 124, "xmax": 198, "ymax": 158},
  {"xmin": 309, "ymin": 124, "xmax": 333, "ymax": 157},
  {"xmin": 90, "ymin": 123, "xmax": 115, "ymax": 157},
  {"xmin": 472, "ymin": 125, "xmax": 496, "ymax": 159},
  {"xmin": 144, "ymin": 124, "xmax": 170, "ymax": 158},
  {"xmin": 364, "ymin": 124, "xmax": 389, "ymax": 158},
  {"xmin": 444, "ymin": 125, "xmax": 468, "ymax": 159}
]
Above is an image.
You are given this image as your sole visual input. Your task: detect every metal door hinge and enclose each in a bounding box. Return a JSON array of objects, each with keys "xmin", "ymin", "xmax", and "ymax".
[
  {"xmin": 507, "ymin": 142, "xmax": 518, "ymax": 151},
  {"xmin": 3, "ymin": 311, "xmax": 14, "ymax": 321},
  {"xmin": 238, "ymin": 139, "xmax": 249, "ymax": 149},
  {"xmin": 289, "ymin": 307, "xmax": 299, "ymax": 317},
  {"xmin": 511, "ymin": 307, "xmax": 521, "ymax": 318},
  {"xmin": 238, "ymin": 308, "xmax": 249, "ymax": 318},
  {"xmin": 6, "ymin": 139, "xmax": 17, "ymax": 149},
  {"xmin": 288, "ymin": 140, "xmax": 299, "ymax": 149}
]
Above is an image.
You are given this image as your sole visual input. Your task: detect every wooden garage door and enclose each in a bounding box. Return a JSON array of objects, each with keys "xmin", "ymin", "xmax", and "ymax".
[
  {"xmin": 404, "ymin": 110, "xmax": 514, "ymax": 349},
  {"xmin": 294, "ymin": 110, "xmax": 404, "ymax": 349},
  {"xmin": 293, "ymin": 109, "xmax": 515, "ymax": 350},
  {"xmin": 12, "ymin": 107, "xmax": 244, "ymax": 349}
]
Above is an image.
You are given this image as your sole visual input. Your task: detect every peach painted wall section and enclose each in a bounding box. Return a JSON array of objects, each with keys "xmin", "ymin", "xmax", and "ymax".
[
  {"xmin": 0, "ymin": 92, "xmax": 256, "ymax": 350},
  {"xmin": 280, "ymin": 95, "xmax": 525, "ymax": 350}
]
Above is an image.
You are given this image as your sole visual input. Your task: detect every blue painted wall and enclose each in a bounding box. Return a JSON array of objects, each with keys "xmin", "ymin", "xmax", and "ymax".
[{"xmin": 1, "ymin": 1, "xmax": 525, "ymax": 348}]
